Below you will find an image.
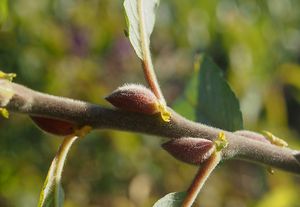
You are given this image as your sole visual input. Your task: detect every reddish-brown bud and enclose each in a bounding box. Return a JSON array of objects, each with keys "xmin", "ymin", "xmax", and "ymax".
[
  {"xmin": 234, "ymin": 130, "xmax": 271, "ymax": 144},
  {"xmin": 105, "ymin": 84, "xmax": 160, "ymax": 115},
  {"xmin": 162, "ymin": 137, "xmax": 215, "ymax": 165},
  {"xmin": 30, "ymin": 116, "xmax": 77, "ymax": 136}
]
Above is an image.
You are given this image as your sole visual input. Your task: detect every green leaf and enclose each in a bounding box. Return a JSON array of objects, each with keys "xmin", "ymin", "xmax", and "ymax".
[
  {"xmin": 38, "ymin": 135, "xmax": 78, "ymax": 207},
  {"xmin": 173, "ymin": 55, "xmax": 243, "ymax": 131},
  {"xmin": 39, "ymin": 182, "xmax": 64, "ymax": 207},
  {"xmin": 197, "ymin": 55, "xmax": 243, "ymax": 131},
  {"xmin": 153, "ymin": 192, "xmax": 187, "ymax": 207},
  {"xmin": 0, "ymin": 0, "xmax": 8, "ymax": 26},
  {"xmin": 172, "ymin": 74, "xmax": 198, "ymax": 121},
  {"xmin": 123, "ymin": 0, "xmax": 159, "ymax": 59}
]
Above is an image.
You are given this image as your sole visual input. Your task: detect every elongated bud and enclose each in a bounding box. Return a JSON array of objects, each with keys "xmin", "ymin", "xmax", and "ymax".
[
  {"xmin": 261, "ymin": 130, "xmax": 288, "ymax": 147},
  {"xmin": 106, "ymin": 84, "xmax": 171, "ymax": 122},
  {"xmin": 162, "ymin": 137, "xmax": 215, "ymax": 165},
  {"xmin": 30, "ymin": 116, "xmax": 77, "ymax": 136},
  {"xmin": 106, "ymin": 84, "xmax": 160, "ymax": 115},
  {"xmin": 234, "ymin": 130, "xmax": 271, "ymax": 144}
]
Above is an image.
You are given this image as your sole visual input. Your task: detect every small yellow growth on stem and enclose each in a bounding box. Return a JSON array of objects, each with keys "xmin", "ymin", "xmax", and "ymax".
[
  {"xmin": 0, "ymin": 71, "xmax": 16, "ymax": 81},
  {"xmin": 232, "ymin": 131, "xmax": 286, "ymax": 173},
  {"xmin": 75, "ymin": 125, "xmax": 93, "ymax": 138},
  {"xmin": 0, "ymin": 107, "xmax": 9, "ymax": 118},
  {"xmin": 156, "ymin": 101, "xmax": 171, "ymax": 122},
  {"xmin": 214, "ymin": 131, "xmax": 228, "ymax": 151},
  {"xmin": 0, "ymin": 71, "xmax": 16, "ymax": 119},
  {"xmin": 261, "ymin": 130, "xmax": 288, "ymax": 175},
  {"xmin": 262, "ymin": 130, "xmax": 288, "ymax": 147}
]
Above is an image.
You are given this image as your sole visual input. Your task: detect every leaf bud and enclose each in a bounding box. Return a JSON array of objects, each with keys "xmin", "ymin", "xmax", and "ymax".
[
  {"xmin": 105, "ymin": 84, "xmax": 160, "ymax": 115},
  {"xmin": 30, "ymin": 116, "xmax": 77, "ymax": 136},
  {"xmin": 162, "ymin": 137, "xmax": 215, "ymax": 165}
]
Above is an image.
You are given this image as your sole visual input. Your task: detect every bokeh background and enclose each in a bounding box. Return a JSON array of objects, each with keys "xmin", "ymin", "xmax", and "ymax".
[{"xmin": 1, "ymin": 0, "xmax": 300, "ymax": 206}]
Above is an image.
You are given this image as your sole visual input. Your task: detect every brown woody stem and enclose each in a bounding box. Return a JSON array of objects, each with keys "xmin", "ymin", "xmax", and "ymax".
[{"xmin": 2, "ymin": 81, "xmax": 300, "ymax": 174}]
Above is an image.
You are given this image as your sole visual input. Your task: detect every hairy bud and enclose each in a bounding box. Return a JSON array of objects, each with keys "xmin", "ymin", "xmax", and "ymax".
[
  {"xmin": 162, "ymin": 137, "xmax": 215, "ymax": 165},
  {"xmin": 30, "ymin": 116, "xmax": 77, "ymax": 136},
  {"xmin": 106, "ymin": 84, "xmax": 160, "ymax": 115}
]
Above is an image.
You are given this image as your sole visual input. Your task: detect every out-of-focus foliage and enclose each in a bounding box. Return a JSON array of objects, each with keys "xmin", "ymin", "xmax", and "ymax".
[
  {"xmin": 0, "ymin": 0, "xmax": 8, "ymax": 26},
  {"xmin": 0, "ymin": 0, "xmax": 300, "ymax": 207}
]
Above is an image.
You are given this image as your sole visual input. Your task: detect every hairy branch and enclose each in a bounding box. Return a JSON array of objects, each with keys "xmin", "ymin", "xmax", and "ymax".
[{"xmin": 3, "ymin": 81, "xmax": 300, "ymax": 174}]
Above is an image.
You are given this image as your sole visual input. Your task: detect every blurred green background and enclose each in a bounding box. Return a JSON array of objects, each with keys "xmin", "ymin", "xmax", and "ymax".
[{"xmin": 1, "ymin": 0, "xmax": 300, "ymax": 206}]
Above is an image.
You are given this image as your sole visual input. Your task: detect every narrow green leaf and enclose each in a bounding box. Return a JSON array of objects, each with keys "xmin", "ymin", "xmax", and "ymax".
[
  {"xmin": 153, "ymin": 192, "xmax": 187, "ymax": 207},
  {"xmin": 123, "ymin": 0, "xmax": 159, "ymax": 59},
  {"xmin": 173, "ymin": 55, "xmax": 243, "ymax": 131},
  {"xmin": 39, "ymin": 183, "xmax": 64, "ymax": 207},
  {"xmin": 38, "ymin": 135, "xmax": 78, "ymax": 207}
]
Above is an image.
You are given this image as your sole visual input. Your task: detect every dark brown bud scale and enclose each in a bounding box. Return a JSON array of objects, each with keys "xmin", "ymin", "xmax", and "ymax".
[
  {"xmin": 105, "ymin": 84, "xmax": 159, "ymax": 115},
  {"xmin": 162, "ymin": 137, "xmax": 215, "ymax": 165},
  {"xmin": 30, "ymin": 116, "xmax": 77, "ymax": 136}
]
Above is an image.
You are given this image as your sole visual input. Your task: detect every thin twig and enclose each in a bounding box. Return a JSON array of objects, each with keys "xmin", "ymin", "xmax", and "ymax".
[
  {"xmin": 54, "ymin": 135, "xmax": 78, "ymax": 206},
  {"xmin": 137, "ymin": 0, "xmax": 166, "ymax": 104},
  {"xmin": 182, "ymin": 152, "xmax": 221, "ymax": 207},
  {"xmin": 38, "ymin": 135, "xmax": 79, "ymax": 207}
]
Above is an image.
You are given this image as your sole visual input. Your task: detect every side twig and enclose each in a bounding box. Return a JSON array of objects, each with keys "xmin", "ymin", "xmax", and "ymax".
[
  {"xmin": 137, "ymin": 0, "xmax": 165, "ymax": 104},
  {"xmin": 182, "ymin": 152, "xmax": 221, "ymax": 207},
  {"xmin": 38, "ymin": 135, "xmax": 79, "ymax": 207}
]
